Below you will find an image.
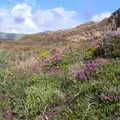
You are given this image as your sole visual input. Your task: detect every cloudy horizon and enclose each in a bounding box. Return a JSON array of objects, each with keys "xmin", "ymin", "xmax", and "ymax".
[{"xmin": 0, "ymin": 0, "xmax": 119, "ymax": 34}]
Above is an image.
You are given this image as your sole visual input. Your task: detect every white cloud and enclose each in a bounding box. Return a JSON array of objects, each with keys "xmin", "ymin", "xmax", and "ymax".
[
  {"xmin": 92, "ymin": 12, "xmax": 111, "ymax": 22},
  {"xmin": 32, "ymin": 7, "xmax": 78, "ymax": 31},
  {"xmin": 0, "ymin": 3, "xmax": 79, "ymax": 34},
  {"xmin": 11, "ymin": 3, "xmax": 32, "ymax": 18}
]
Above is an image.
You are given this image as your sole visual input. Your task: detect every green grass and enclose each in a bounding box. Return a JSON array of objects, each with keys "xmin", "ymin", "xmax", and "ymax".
[
  {"xmin": 0, "ymin": 34, "xmax": 120, "ymax": 120},
  {"xmin": 62, "ymin": 60, "xmax": 120, "ymax": 120}
]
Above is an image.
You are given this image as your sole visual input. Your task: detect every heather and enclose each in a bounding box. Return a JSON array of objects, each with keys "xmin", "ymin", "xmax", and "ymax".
[{"xmin": 94, "ymin": 31, "xmax": 120, "ymax": 58}]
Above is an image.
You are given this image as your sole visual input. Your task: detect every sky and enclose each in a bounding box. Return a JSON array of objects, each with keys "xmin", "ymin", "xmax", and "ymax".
[{"xmin": 0, "ymin": 0, "xmax": 119, "ymax": 34}]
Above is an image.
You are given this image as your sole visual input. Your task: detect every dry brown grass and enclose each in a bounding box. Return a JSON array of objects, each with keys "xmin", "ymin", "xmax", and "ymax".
[{"xmin": 0, "ymin": 18, "xmax": 110, "ymax": 52}]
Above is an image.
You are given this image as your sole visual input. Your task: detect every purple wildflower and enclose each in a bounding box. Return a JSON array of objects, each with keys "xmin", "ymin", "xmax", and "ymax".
[
  {"xmin": 43, "ymin": 58, "xmax": 50, "ymax": 65},
  {"xmin": 76, "ymin": 60, "xmax": 97, "ymax": 81},
  {"xmin": 32, "ymin": 63, "xmax": 40, "ymax": 71},
  {"xmin": 51, "ymin": 53, "xmax": 62, "ymax": 64},
  {"xmin": 3, "ymin": 110, "xmax": 13, "ymax": 120},
  {"xmin": 108, "ymin": 31, "xmax": 120, "ymax": 37},
  {"xmin": 50, "ymin": 67, "xmax": 62, "ymax": 76},
  {"xmin": 76, "ymin": 68, "xmax": 88, "ymax": 80},
  {"xmin": 85, "ymin": 60, "xmax": 96, "ymax": 71}
]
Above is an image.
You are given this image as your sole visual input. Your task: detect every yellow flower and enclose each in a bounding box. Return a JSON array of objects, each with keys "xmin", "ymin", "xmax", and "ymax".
[{"xmin": 40, "ymin": 50, "xmax": 49, "ymax": 57}]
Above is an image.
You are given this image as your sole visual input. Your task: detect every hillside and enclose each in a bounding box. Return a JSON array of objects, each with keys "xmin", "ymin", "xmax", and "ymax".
[
  {"xmin": 0, "ymin": 8, "xmax": 120, "ymax": 120},
  {"xmin": 1, "ymin": 8, "xmax": 120, "ymax": 50}
]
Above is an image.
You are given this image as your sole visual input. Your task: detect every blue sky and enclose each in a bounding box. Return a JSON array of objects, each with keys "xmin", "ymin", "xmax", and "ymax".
[{"xmin": 0, "ymin": 0, "xmax": 119, "ymax": 34}]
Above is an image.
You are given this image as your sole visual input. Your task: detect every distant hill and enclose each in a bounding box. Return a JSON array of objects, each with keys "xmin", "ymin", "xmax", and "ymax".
[
  {"xmin": 20, "ymin": 8, "xmax": 120, "ymax": 43},
  {"xmin": 1, "ymin": 8, "xmax": 120, "ymax": 42},
  {"xmin": 0, "ymin": 8, "xmax": 120, "ymax": 50},
  {"xmin": 0, "ymin": 33, "xmax": 24, "ymax": 40}
]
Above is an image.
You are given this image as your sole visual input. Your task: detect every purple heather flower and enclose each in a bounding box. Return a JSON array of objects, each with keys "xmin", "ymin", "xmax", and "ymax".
[
  {"xmin": 43, "ymin": 58, "xmax": 50, "ymax": 65},
  {"xmin": 103, "ymin": 31, "xmax": 120, "ymax": 41},
  {"xmin": 50, "ymin": 67, "xmax": 62, "ymax": 76},
  {"xmin": 85, "ymin": 60, "xmax": 96, "ymax": 71},
  {"xmin": 76, "ymin": 60, "xmax": 97, "ymax": 81},
  {"xmin": 32, "ymin": 63, "xmax": 40, "ymax": 71},
  {"xmin": 51, "ymin": 53, "xmax": 62, "ymax": 64},
  {"xmin": 76, "ymin": 68, "xmax": 88, "ymax": 80},
  {"xmin": 3, "ymin": 111, "xmax": 13, "ymax": 120},
  {"xmin": 109, "ymin": 31, "xmax": 120, "ymax": 37}
]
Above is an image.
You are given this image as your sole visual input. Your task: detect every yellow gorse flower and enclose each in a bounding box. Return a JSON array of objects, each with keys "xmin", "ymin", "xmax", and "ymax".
[{"xmin": 40, "ymin": 49, "xmax": 49, "ymax": 57}]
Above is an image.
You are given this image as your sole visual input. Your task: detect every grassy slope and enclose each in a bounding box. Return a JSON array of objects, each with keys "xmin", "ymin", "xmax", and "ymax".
[{"xmin": 0, "ymin": 20, "xmax": 120, "ymax": 120}]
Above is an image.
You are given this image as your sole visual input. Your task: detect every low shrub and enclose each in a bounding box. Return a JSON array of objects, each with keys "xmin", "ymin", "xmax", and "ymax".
[
  {"xmin": 94, "ymin": 31, "xmax": 120, "ymax": 58},
  {"xmin": 63, "ymin": 60, "xmax": 120, "ymax": 120},
  {"xmin": 76, "ymin": 60, "xmax": 97, "ymax": 81},
  {"xmin": 84, "ymin": 46, "xmax": 97, "ymax": 60},
  {"xmin": 26, "ymin": 75, "xmax": 64, "ymax": 117}
]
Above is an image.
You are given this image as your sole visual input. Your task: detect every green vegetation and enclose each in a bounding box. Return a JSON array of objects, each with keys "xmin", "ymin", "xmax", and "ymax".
[
  {"xmin": 63, "ymin": 60, "xmax": 120, "ymax": 120},
  {"xmin": 0, "ymin": 31, "xmax": 120, "ymax": 120},
  {"xmin": 95, "ymin": 32, "xmax": 120, "ymax": 58}
]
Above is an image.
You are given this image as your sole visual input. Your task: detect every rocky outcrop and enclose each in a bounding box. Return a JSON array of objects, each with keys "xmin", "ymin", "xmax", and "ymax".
[{"xmin": 108, "ymin": 8, "xmax": 120, "ymax": 31}]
